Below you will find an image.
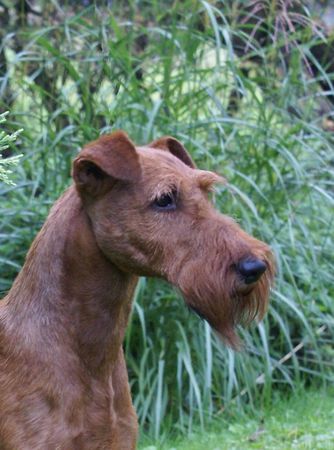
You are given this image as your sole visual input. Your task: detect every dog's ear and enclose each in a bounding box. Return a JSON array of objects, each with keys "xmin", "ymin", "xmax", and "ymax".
[
  {"xmin": 149, "ymin": 136, "xmax": 196, "ymax": 169},
  {"xmin": 73, "ymin": 131, "xmax": 140, "ymax": 196}
]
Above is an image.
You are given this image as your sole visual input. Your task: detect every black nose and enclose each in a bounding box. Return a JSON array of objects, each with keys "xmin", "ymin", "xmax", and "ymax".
[{"xmin": 237, "ymin": 258, "xmax": 267, "ymax": 284}]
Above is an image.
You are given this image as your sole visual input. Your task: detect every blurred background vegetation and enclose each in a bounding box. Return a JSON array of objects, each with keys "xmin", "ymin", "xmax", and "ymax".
[{"xmin": 0, "ymin": 0, "xmax": 333, "ymax": 443}]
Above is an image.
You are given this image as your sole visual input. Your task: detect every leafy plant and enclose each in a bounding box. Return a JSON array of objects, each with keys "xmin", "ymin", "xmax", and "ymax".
[{"xmin": 0, "ymin": 112, "xmax": 22, "ymax": 185}]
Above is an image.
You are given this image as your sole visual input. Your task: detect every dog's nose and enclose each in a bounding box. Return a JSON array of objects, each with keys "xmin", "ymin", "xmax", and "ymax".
[{"xmin": 237, "ymin": 258, "xmax": 267, "ymax": 284}]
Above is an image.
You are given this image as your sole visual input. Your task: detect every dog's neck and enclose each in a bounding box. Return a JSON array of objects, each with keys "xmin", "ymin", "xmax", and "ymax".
[{"xmin": 4, "ymin": 186, "xmax": 138, "ymax": 374}]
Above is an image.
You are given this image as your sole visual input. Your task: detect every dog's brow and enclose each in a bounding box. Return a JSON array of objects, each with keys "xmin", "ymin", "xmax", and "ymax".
[{"xmin": 149, "ymin": 178, "xmax": 180, "ymax": 201}]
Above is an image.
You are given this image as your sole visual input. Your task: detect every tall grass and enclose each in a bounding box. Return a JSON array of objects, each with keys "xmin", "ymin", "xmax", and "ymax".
[{"xmin": 0, "ymin": 0, "xmax": 333, "ymax": 437}]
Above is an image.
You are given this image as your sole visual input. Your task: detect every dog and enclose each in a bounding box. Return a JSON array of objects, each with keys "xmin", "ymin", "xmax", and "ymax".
[{"xmin": 0, "ymin": 131, "xmax": 274, "ymax": 449}]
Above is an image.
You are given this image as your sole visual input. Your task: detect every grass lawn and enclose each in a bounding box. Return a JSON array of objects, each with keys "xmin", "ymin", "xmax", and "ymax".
[{"xmin": 139, "ymin": 389, "xmax": 334, "ymax": 450}]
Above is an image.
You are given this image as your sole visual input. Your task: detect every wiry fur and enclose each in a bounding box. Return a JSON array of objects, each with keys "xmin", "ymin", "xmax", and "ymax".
[{"xmin": 0, "ymin": 131, "xmax": 274, "ymax": 449}]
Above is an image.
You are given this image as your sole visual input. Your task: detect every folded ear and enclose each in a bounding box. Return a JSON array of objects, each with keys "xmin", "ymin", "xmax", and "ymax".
[
  {"xmin": 72, "ymin": 131, "xmax": 141, "ymax": 197},
  {"xmin": 149, "ymin": 136, "xmax": 196, "ymax": 169}
]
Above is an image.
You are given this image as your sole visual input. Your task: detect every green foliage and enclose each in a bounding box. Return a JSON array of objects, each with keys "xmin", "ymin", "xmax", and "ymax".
[
  {"xmin": 139, "ymin": 389, "xmax": 334, "ymax": 449},
  {"xmin": 0, "ymin": 112, "xmax": 22, "ymax": 185},
  {"xmin": 0, "ymin": 0, "xmax": 333, "ymax": 437}
]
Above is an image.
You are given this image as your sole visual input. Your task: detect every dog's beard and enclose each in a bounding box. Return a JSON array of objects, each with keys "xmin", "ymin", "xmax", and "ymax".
[{"xmin": 180, "ymin": 258, "xmax": 275, "ymax": 348}]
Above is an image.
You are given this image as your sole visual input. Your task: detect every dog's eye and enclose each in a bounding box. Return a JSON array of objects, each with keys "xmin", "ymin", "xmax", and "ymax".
[{"xmin": 153, "ymin": 192, "xmax": 177, "ymax": 211}]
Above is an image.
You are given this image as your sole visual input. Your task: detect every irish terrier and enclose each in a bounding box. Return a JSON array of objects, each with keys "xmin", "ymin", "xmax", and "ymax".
[{"xmin": 0, "ymin": 131, "xmax": 274, "ymax": 449}]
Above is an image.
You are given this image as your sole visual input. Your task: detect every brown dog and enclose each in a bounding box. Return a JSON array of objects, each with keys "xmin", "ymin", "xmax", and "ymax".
[{"xmin": 0, "ymin": 132, "xmax": 274, "ymax": 449}]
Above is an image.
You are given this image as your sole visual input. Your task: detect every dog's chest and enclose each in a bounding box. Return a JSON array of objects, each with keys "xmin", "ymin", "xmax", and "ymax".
[{"xmin": 0, "ymin": 370, "xmax": 118, "ymax": 449}]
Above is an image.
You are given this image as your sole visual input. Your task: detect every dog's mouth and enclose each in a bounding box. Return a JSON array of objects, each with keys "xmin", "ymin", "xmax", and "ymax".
[
  {"xmin": 235, "ymin": 284, "xmax": 254, "ymax": 296},
  {"xmin": 182, "ymin": 272, "xmax": 273, "ymax": 348},
  {"xmin": 174, "ymin": 247, "xmax": 275, "ymax": 348}
]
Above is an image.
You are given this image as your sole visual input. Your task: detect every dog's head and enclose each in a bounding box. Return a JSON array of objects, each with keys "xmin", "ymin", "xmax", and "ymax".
[{"xmin": 73, "ymin": 131, "xmax": 274, "ymax": 346}]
